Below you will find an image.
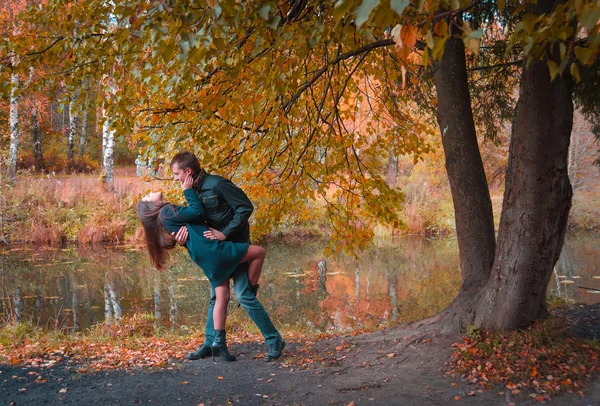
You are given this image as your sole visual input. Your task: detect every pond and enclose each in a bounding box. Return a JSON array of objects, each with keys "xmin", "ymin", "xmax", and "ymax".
[{"xmin": 0, "ymin": 233, "xmax": 598, "ymax": 334}]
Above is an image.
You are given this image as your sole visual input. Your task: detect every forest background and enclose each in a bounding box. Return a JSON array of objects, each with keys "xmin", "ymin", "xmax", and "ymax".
[{"xmin": 0, "ymin": 1, "xmax": 598, "ymax": 247}]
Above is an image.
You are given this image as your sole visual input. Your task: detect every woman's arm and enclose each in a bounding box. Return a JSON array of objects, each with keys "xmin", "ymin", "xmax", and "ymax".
[
  {"xmin": 173, "ymin": 174, "xmax": 206, "ymax": 223},
  {"xmin": 172, "ymin": 189, "xmax": 206, "ymax": 223}
]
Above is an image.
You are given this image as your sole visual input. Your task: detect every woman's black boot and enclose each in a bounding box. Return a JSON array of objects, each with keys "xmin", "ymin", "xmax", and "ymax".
[{"xmin": 211, "ymin": 329, "xmax": 236, "ymax": 362}]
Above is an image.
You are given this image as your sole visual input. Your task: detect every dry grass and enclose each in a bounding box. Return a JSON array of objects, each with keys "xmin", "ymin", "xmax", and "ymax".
[{"xmin": 1, "ymin": 168, "xmax": 156, "ymax": 245}]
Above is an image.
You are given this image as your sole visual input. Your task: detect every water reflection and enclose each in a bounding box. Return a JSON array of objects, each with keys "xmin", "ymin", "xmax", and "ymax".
[{"xmin": 0, "ymin": 233, "xmax": 598, "ymax": 334}]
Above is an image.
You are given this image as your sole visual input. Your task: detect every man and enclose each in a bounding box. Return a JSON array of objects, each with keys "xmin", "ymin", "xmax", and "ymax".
[{"xmin": 170, "ymin": 151, "xmax": 285, "ymax": 361}]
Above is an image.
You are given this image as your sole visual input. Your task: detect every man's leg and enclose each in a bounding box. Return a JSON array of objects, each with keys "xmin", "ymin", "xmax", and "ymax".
[
  {"xmin": 232, "ymin": 264, "xmax": 285, "ymax": 360},
  {"xmin": 204, "ymin": 287, "xmax": 216, "ymax": 345},
  {"xmin": 186, "ymin": 287, "xmax": 216, "ymax": 360}
]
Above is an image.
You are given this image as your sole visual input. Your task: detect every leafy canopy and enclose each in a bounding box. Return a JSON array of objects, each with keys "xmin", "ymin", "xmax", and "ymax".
[{"xmin": 3, "ymin": 0, "xmax": 599, "ymax": 249}]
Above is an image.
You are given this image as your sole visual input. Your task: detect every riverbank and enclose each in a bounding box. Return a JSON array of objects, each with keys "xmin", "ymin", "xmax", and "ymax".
[
  {"xmin": 1, "ymin": 169, "xmax": 599, "ymax": 246},
  {"xmin": 1, "ymin": 304, "xmax": 598, "ymax": 405}
]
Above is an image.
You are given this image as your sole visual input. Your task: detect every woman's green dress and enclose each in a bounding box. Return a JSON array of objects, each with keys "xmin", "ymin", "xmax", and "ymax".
[{"xmin": 159, "ymin": 189, "xmax": 249, "ymax": 288}]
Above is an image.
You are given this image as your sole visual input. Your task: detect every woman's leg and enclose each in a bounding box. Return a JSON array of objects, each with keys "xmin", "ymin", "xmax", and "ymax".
[
  {"xmin": 213, "ymin": 280, "xmax": 230, "ymax": 330},
  {"xmin": 211, "ymin": 279, "xmax": 236, "ymax": 361},
  {"xmin": 240, "ymin": 245, "xmax": 265, "ymax": 286}
]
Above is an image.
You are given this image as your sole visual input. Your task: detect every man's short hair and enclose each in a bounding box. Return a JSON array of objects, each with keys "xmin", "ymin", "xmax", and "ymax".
[{"xmin": 170, "ymin": 151, "xmax": 201, "ymax": 173}]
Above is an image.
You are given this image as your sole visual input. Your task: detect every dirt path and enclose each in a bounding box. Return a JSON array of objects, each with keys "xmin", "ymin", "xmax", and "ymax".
[{"xmin": 2, "ymin": 326, "xmax": 598, "ymax": 406}]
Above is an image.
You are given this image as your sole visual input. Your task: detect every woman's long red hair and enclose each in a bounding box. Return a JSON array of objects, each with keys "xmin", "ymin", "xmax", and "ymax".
[{"xmin": 137, "ymin": 201, "xmax": 176, "ymax": 271}]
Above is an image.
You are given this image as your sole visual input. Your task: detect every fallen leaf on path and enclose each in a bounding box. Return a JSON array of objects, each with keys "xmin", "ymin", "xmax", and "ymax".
[
  {"xmin": 347, "ymin": 402, "xmax": 356, "ymax": 406},
  {"xmin": 217, "ymin": 376, "xmax": 224, "ymax": 381},
  {"xmin": 58, "ymin": 388, "xmax": 68, "ymax": 393},
  {"xmin": 454, "ymin": 395, "xmax": 461, "ymax": 400},
  {"xmin": 387, "ymin": 353, "xmax": 395, "ymax": 358},
  {"xmin": 182, "ymin": 381, "xmax": 188, "ymax": 385},
  {"xmin": 466, "ymin": 391, "xmax": 475, "ymax": 396}
]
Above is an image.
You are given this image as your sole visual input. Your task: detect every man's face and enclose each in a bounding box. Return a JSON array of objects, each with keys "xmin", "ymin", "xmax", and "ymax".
[{"xmin": 172, "ymin": 163, "xmax": 192, "ymax": 184}]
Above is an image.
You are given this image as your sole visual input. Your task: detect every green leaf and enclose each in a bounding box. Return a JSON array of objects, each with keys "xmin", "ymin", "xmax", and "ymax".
[
  {"xmin": 547, "ymin": 60, "xmax": 558, "ymax": 81},
  {"xmin": 580, "ymin": 4, "xmax": 600, "ymax": 31},
  {"xmin": 213, "ymin": 37, "xmax": 226, "ymax": 50},
  {"xmin": 390, "ymin": 0, "xmax": 409, "ymax": 16},
  {"xmin": 267, "ymin": 15, "xmax": 281, "ymax": 30},
  {"xmin": 258, "ymin": 4, "xmax": 270, "ymax": 20},
  {"xmin": 574, "ymin": 46, "xmax": 596, "ymax": 65},
  {"xmin": 333, "ymin": 0, "xmax": 353, "ymax": 22},
  {"xmin": 355, "ymin": 0, "xmax": 380, "ymax": 29},
  {"xmin": 426, "ymin": 29, "xmax": 434, "ymax": 49}
]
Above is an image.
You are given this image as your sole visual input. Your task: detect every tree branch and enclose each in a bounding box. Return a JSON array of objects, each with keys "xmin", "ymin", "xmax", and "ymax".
[
  {"xmin": 469, "ymin": 60, "xmax": 521, "ymax": 71},
  {"xmin": 283, "ymin": 38, "xmax": 395, "ymax": 113}
]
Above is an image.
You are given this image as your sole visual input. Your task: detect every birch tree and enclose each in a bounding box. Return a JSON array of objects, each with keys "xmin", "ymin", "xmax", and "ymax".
[
  {"xmin": 7, "ymin": 72, "xmax": 20, "ymax": 184},
  {"xmin": 66, "ymin": 90, "xmax": 79, "ymax": 173},
  {"xmin": 101, "ymin": 107, "xmax": 115, "ymax": 189},
  {"xmin": 78, "ymin": 78, "xmax": 90, "ymax": 161}
]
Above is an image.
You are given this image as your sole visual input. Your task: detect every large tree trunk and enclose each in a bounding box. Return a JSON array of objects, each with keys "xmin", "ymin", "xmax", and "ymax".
[
  {"xmin": 32, "ymin": 106, "xmax": 45, "ymax": 170},
  {"xmin": 473, "ymin": 58, "xmax": 573, "ymax": 331},
  {"xmin": 466, "ymin": 0, "xmax": 575, "ymax": 330},
  {"xmin": 7, "ymin": 73, "xmax": 20, "ymax": 184},
  {"xmin": 433, "ymin": 38, "xmax": 496, "ymax": 294}
]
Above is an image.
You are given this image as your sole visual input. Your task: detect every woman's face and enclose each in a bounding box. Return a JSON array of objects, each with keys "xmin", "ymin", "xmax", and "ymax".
[{"xmin": 141, "ymin": 191, "xmax": 166, "ymax": 204}]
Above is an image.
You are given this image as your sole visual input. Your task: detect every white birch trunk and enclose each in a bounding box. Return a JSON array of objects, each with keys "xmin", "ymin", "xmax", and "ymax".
[
  {"xmin": 67, "ymin": 90, "xmax": 79, "ymax": 173},
  {"xmin": 78, "ymin": 78, "xmax": 90, "ymax": 160},
  {"xmin": 109, "ymin": 283, "xmax": 122, "ymax": 320},
  {"xmin": 7, "ymin": 73, "xmax": 20, "ymax": 183},
  {"xmin": 169, "ymin": 284, "xmax": 178, "ymax": 329},
  {"xmin": 104, "ymin": 281, "xmax": 113, "ymax": 325},
  {"xmin": 153, "ymin": 277, "xmax": 162, "ymax": 321},
  {"xmin": 102, "ymin": 108, "xmax": 115, "ymax": 189}
]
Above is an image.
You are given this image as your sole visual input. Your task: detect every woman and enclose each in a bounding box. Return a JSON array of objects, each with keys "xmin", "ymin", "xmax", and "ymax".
[{"xmin": 137, "ymin": 174, "xmax": 265, "ymax": 362}]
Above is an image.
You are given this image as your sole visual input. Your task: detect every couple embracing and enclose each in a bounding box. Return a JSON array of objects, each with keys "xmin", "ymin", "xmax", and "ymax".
[{"xmin": 137, "ymin": 151, "xmax": 284, "ymax": 362}]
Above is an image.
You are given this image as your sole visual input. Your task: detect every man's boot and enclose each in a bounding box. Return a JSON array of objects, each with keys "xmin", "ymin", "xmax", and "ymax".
[
  {"xmin": 265, "ymin": 337, "xmax": 285, "ymax": 361},
  {"xmin": 185, "ymin": 344, "xmax": 212, "ymax": 360},
  {"xmin": 211, "ymin": 330, "xmax": 236, "ymax": 362}
]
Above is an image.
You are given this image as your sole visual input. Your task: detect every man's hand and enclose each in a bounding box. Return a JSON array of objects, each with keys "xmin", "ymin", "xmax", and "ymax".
[
  {"xmin": 171, "ymin": 226, "xmax": 189, "ymax": 246},
  {"xmin": 203, "ymin": 227, "xmax": 226, "ymax": 241}
]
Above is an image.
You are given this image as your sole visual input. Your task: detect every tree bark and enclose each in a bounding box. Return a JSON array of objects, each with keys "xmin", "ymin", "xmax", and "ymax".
[
  {"xmin": 470, "ymin": 0, "xmax": 574, "ymax": 330},
  {"xmin": 385, "ymin": 150, "xmax": 398, "ymax": 188},
  {"xmin": 78, "ymin": 78, "xmax": 90, "ymax": 161},
  {"xmin": 102, "ymin": 109, "xmax": 115, "ymax": 189},
  {"xmin": 67, "ymin": 90, "xmax": 79, "ymax": 173},
  {"xmin": 473, "ymin": 58, "xmax": 573, "ymax": 330},
  {"xmin": 32, "ymin": 106, "xmax": 45, "ymax": 170},
  {"xmin": 433, "ymin": 38, "xmax": 496, "ymax": 294},
  {"xmin": 7, "ymin": 73, "xmax": 20, "ymax": 184}
]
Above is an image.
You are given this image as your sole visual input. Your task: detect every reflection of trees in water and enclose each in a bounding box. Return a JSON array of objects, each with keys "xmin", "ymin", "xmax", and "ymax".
[
  {"xmin": 35, "ymin": 289, "xmax": 44, "ymax": 326},
  {"xmin": 168, "ymin": 283, "xmax": 178, "ymax": 329},
  {"xmin": 72, "ymin": 276, "xmax": 80, "ymax": 332},
  {"xmin": 1, "ymin": 234, "xmax": 596, "ymax": 332},
  {"xmin": 14, "ymin": 286, "xmax": 22, "ymax": 323},
  {"xmin": 153, "ymin": 275, "xmax": 161, "ymax": 321},
  {"xmin": 550, "ymin": 233, "xmax": 600, "ymax": 304}
]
